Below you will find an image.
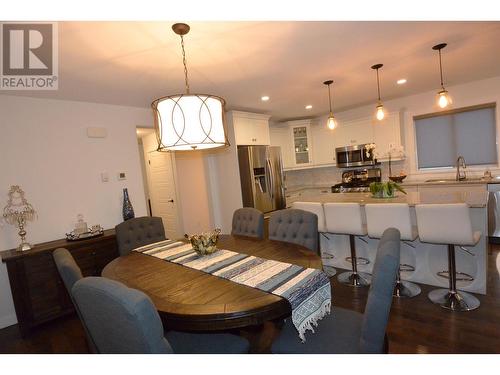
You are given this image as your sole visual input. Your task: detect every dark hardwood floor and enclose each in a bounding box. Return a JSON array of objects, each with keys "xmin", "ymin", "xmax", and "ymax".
[{"xmin": 1, "ymin": 246, "xmax": 499, "ymax": 354}]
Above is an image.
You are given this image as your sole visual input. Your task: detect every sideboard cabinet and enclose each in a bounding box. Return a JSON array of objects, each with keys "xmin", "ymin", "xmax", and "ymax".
[{"xmin": 0, "ymin": 229, "xmax": 118, "ymax": 336}]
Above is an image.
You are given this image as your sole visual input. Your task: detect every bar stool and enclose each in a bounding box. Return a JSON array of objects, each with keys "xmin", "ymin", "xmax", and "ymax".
[
  {"xmin": 324, "ymin": 203, "xmax": 371, "ymax": 287},
  {"xmin": 292, "ymin": 202, "xmax": 336, "ymax": 276},
  {"xmin": 415, "ymin": 203, "xmax": 480, "ymax": 311},
  {"xmin": 365, "ymin": 203, "xmax": 421, "ymax": 298}
]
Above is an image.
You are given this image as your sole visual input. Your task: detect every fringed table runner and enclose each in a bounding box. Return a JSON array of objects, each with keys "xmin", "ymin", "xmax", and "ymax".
[{"xmin": 134, "ymin": 239, "xmax": 331, "ymax": 341}]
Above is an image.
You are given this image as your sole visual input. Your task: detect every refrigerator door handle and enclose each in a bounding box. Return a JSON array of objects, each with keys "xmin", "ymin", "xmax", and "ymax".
[{"xmin": 267, "ymin": 158, "xmax": 274, "ymax": 199}]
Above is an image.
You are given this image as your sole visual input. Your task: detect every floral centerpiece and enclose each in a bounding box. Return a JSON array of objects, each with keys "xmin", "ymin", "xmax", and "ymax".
[{"xmin": 185, "ymin": 228, "xmax": 221, "ymax": 256}]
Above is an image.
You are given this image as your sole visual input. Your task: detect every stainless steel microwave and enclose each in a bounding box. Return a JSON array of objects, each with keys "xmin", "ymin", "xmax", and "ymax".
[{"xmin": 336, "ymin": 144, "xmax": 375, "ymax": 168}]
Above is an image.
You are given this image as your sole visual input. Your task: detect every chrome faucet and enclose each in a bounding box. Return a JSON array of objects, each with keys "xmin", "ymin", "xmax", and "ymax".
[{"xmin": 456, "ymin": 156, "xmax": 467, "ymax": 181}]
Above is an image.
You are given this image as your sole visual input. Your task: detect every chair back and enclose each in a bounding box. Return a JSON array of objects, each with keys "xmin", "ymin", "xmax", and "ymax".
[
  {"xmin": 415, "ymin": 203, "xmax": 477, "ymax": 246},
  {"xmin": 359, "ymin": 228, "xmax": 400, "ymax": 353},
  {"xmin": 292, "ymin": 202, "xmax": 326, "ymax": 233},
  {"xmin": 231, "ymin": 207, "xmax": 264, "ymax": 239},
  {"xmin": 269, "ymin": 209, "xmax": 318, "ymax": 252},
  {"xmin": 115, "ymin": 216, "xmax": 166, "ymax": 256},
  {"xmin": 52, "ymin": 248, "xmax": 97, "ymax": 353},
  {"xmin": 72, "ymin": 277, "xmax": 173, "ymax": 354},
  {"xmin": 324, "ymin": 202, "xmax": 367, "ymax": 235},
  {"xmin": 365, "ymin": 203, "xmax": 417, "ymax": 241}
]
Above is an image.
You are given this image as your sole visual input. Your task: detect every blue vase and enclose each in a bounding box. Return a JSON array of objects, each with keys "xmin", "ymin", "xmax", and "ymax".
[{"xmin": 122, "ymin": 188, "xmax": 135, "ymax": 221}]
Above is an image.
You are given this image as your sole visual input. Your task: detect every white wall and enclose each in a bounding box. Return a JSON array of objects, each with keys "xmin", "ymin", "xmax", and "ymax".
[
  {"xmin": 285, "ymin": 75, "xmax": 500, "ymax": 186},
  {"xmin": 0, "ymin": 95, "xmax": 151, "ymax": 328}
]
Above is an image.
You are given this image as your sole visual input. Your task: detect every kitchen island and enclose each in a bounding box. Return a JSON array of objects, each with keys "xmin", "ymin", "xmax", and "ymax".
[{"xmin": 299, "ymin": 190, "xmax": 489, "ymax": 294}]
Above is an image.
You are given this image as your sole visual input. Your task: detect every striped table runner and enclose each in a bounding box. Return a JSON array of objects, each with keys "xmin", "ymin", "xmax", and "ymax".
[{"xmin": 134, "ymin": 239, "xmax": 331, "ymax": 342}]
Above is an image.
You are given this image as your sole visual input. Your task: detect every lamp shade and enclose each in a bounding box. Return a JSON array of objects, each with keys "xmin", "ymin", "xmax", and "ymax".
[{"xmin": 152, "ymin": 93, "xmax": 229, "ymax": 151}]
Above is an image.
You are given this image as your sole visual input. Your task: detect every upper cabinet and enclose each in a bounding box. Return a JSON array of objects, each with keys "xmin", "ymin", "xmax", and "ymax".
[
  {"xmin": 229, "ymin": 111, "xmax": 271, "ymax": 145},
  {"xmin": 269, "ymin": 112, "xmax": 402, "ymax": 170}
]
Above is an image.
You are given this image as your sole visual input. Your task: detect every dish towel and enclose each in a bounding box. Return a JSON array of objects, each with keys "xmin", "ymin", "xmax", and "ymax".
[{"xmin": 134, "ymin": 240, "xmax": 331, "ymax": 342}]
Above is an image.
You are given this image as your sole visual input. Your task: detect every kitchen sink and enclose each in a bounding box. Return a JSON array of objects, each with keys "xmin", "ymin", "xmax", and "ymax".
[{"xmin": 424, "ymin": 177, "xmax": 487, "ymax": 183}]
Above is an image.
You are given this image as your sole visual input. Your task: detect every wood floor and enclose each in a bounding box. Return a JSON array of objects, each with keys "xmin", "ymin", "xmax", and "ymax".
[{"xmin": 1, "ymin": 246, "xmax": 499, "ymax": 354}]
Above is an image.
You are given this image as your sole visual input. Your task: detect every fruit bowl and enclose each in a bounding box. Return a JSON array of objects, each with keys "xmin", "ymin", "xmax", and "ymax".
[
  {"xmin": 185, "ymin": 228, "xmax": 221, "ymax": 256},
  {"xmin": 389, "ymin": 175, "xmax": 407, "ymax": 183}
]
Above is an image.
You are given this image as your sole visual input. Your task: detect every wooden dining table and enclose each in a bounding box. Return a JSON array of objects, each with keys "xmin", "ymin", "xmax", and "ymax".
[{"xmin": 102, "ymin": 234, "xmax": 323, "ymax": 333}]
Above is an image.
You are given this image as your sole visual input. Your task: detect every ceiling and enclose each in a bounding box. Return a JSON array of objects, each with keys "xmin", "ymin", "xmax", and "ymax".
[{"xmin": 5, "ymin": 21, "xmax": 500, "ymax": 121}]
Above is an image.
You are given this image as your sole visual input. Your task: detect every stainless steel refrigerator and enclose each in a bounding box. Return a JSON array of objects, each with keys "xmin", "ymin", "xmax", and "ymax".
[{"xmin": 237, "ymin": 145, "xmax": 286, "ymax": 214}]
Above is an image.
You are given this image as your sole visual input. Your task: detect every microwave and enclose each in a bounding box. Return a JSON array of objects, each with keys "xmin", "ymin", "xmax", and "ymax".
[{"xmin": 336, "ymin": 144, "xmax": 375, "ymax": 168}]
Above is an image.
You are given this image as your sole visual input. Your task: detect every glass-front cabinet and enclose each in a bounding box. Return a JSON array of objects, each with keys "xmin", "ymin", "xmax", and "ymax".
[{"xmin": 289, "ymin": 120, "xmax": 313, "ymax": 168}]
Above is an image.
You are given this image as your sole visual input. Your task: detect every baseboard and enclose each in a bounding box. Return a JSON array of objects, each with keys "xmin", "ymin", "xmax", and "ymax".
[{"xmin": 0, "ymin": 313, "xmax": 17, "ymax": 329}]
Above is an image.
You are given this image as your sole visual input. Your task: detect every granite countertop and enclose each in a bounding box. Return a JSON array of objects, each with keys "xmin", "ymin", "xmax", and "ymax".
[
  {"xmin": 285, "ymin": 185, "xmax": 334, "ymax": 194},
  {"xmin": 400, "ymin": 177, "xmax": 500, "ymax": 187},
  {"xmin": 297, "ymin": 191, "xmax": 488, "ymax": 208}
]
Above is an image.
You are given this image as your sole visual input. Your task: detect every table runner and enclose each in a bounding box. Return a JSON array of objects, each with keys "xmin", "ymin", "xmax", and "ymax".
[{"xmin": 133, "ymin": 239, "xmax": 331, "ymax": 342}]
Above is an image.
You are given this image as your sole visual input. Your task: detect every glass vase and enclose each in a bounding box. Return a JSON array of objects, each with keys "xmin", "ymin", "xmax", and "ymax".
[{"xmin": 122, "ymin": 188, "xmax": 135, "ymax": 221}]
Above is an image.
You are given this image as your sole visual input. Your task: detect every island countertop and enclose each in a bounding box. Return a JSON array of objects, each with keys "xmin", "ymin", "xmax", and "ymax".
[{"xmin": 297, "ymin": 190, "xmax": 489, "ymax": 208}]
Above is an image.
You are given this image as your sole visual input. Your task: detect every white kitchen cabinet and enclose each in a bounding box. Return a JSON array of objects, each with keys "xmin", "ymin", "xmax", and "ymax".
[
  {"xmin": 372, "ymin": 113, "xmax": 402, "ymax": 161},
  {"xmin": 289, "ymin": 120, "xmax": 314, "ymax": 168},
  {"xmin": 311, "ymin": 120, "xmax": 337, "ymax": 167},
  {"xmin": 334, "ymin": 117, "xmax": 374, "ymax": 148},
  {"xmin": 229, "ymin": 111, "xmax": 271, "ymax": 145},
  {"xmin": 269, "ymin": 125, "xmax": 295, "ymax": 169}
]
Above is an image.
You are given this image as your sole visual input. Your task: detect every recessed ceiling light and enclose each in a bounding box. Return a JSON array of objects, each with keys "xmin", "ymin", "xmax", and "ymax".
[
  {"xmin": 305, "ymin": 105, "xmax": 313, "ymax": 110},
  {"xmin": 261, "ymin": 96, "xmax": 270, "ymax": 101},
  {"xmin": 397, "ymin": 79, "xmax": 407, "ymax": 85}
]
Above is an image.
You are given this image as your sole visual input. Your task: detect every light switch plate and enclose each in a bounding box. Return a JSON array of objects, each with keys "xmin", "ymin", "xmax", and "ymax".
[
  {"xmin": 87, "ymin": 127, "xmax": 108, "ymax": 138},
  {"xmin": 118, "ymin": 172, "xmax": 126, "ymax": 180}
]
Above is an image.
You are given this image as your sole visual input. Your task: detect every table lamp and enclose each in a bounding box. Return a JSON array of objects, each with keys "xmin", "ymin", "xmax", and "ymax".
[{"xmin": 3, "ymin": 185, "xmax": 37, "ymax": 251}]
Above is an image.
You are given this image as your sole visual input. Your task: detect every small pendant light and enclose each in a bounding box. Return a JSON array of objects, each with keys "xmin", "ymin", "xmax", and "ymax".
[
  {"xmin": 433, "ymin": 43, "xmax": 451, "ymax": 109},
  {"xmin": 371, "ymin": 63, "xmax": 385, "ymax": 121},
  {"xmin": 151, "ymin": 23, "xmax": 229, "ymax": 151},
  {"xmin": 323, "ymin": 80, "xmax": 337, "ymax": 130}
]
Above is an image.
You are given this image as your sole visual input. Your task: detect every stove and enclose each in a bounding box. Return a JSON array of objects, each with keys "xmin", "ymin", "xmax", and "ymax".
[{"xmin": 331, "ymin": 168, "xmax": 381, "ymax": 193}]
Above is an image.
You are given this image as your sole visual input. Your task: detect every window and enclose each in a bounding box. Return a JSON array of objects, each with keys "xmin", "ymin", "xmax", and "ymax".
[{"xmin": 414, "ymin": 104, "xmax": 497, "ymax": 169}]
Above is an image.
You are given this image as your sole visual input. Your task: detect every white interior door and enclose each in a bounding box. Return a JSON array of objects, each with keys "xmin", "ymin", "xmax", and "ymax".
[{"xmin": 141, "ymin": 132, "xmax": 183, "ymax": 240}]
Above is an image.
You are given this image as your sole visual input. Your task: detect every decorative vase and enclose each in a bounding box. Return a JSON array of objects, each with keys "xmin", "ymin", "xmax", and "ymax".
[{"xmin": 122, "ymin": 188, "xmax": 135, "ymax": 221}]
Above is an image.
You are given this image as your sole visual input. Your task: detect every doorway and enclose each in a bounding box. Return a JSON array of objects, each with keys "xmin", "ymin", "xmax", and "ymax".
[{"xmin": 136, "ymin": 127, "xmax": 183, "ymax": 239}]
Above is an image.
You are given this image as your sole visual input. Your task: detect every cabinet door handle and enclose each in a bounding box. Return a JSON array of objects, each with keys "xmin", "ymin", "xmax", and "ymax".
[{"xmin": 168, "ymin": 199, "xmax": 174, "ymax": 203}]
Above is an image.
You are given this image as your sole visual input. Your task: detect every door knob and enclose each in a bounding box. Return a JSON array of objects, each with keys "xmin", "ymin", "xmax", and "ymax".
[{"xmin": 168, "ymin": 199, "xmax": 174, "ymax": 203}]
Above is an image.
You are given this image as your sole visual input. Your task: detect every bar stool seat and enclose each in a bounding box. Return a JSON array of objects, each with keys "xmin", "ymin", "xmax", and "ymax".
[
  {"xmin": 292, "ymin": 202, "xmax": 336, "ymax": 276},
  {"xmin": 416, "ymin": 203, "xmax": 481, "ymax": 311},
  {"xmin": 324, "ymin": 203, "xmax": 371, "ymax": 287},
  {"xmin": 365, "ymin": 203, "xmax": 421, "ymax": 298}
]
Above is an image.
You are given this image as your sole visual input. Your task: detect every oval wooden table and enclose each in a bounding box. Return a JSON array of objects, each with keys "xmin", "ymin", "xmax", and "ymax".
[{"xmin": 102, "ymin": 235, "xmax": 322, "ymax": 332}]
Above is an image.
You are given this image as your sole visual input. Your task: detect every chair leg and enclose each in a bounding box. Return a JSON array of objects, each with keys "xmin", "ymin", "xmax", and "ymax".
[
  {"xmin": 337, "ymin": 234, "xmax": 371, "ymax": 287},
  {"xmin": 428, "ymin": 244, "xmax": 480, "ymax": 311}
]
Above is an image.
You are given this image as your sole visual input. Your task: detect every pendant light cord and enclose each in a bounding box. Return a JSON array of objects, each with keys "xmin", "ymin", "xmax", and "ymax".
[
  {"xmin": 180, "ymin": 35, "xmax": 190, "ymax": 94},
  {"xmin": 376, "ymin": 68, "xmax": 381, "ymax": 102},
  {"xmin": 327, "ymin": 84, "xmax": 333, "ymax": 113},
  {"xmin": 438, "ymin": 49, "xmax": 445, "ymax": 90}
]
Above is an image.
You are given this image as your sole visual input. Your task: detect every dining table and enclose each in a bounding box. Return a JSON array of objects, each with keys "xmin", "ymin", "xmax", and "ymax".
[{"xmin": 101, "ymin": 234, "xmax": 323, "ymax": 334}]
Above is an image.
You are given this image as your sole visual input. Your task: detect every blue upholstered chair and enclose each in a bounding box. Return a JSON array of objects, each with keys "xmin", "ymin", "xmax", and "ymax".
[
  {"xmin": 72, "ymin": 277, "xmax": 250, "ymax": 354},
  {"xmin": 268, "ymin": 208, "xmax": 319, "ymax": 253},
  {"xmin": 52, "ymin": 248, "xmax": 98, "ymax": 353},
  {"xmin": 115, "ymin": 216, "xmax": 166, "ymax": 256},
  {"xmin": 271, "ymin": 228, "xmax": 401, "ymax": 354},
  {"xmin": 231, "ymin": 207, "xmax": 264, "ymax": 239}
]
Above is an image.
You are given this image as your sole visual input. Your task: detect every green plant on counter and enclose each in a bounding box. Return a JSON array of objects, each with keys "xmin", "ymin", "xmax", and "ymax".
[{"xmin": 369, "ymin": 181, "xmax": 407, "ymax": 198}]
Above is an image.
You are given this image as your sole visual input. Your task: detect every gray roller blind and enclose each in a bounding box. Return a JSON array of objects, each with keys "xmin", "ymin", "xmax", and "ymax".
[{"xmin": 415, "ymin": 106, "xmax": 497, "ymax": 169}]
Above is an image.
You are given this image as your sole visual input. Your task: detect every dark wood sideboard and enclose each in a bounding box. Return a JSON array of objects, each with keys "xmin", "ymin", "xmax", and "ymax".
[{"xmin": 0, "ymin": 229, "xmax": 118, "ymax": 336}]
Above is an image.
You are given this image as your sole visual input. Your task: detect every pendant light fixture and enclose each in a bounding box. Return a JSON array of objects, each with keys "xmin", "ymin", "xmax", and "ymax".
[
  {"xmin": 371, "ymin": 63, "xmax": 385, "ymax": 121},
  {"xmin": 323, "ymin": 80, "xmax": 337, "ymax": 130},
  {"xmin": 433, "ymin": 43, "xmax": 451, "ymax": 109},
  {"xmin": 151, "ymin": 23, "xmax": 229, "ymax": 151}
]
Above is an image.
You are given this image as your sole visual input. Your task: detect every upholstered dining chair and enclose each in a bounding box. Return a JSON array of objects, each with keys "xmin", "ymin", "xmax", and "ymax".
[
  {"xmin": 115, "ymin": 216, "xmax": 166, "ymax": 256},
  {"xmin": 231, "ymin": 207, "xmax": 264, "ymax": 239},
  {"xmin": 271, "ymin": 228, "xmax": 401, "ymax": 354},
  {"xmin": 268, "ymin": 208, "xmax": 319, "ymax": 253},
  {"xmin": 72, "ymin": 277, "xmax": 250, "ymax": 354},
  {"xmin": 52, "ymin": 248, "xmax": 98, "ymax": 353}
]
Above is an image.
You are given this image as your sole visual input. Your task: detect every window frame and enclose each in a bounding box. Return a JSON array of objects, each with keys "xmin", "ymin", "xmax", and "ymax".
[{"xmin": 413, "ymin": 102, "xmax": 498, "ymax": 171}]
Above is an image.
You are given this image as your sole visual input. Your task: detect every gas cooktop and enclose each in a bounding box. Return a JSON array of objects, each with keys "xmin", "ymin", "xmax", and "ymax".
[{"xmin": 331, "ymin": 167, "xmax": 381, "ymax": 193}]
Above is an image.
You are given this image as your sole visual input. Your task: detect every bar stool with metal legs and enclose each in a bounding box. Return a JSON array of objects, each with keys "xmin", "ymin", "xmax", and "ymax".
[
  {"xmin": 324, "ymin": 203, "xmax": 371, "ymax": 287},
  {"xmin": 415, "ymin": 203, "xmax": 481, "ymax": 311},
  {"xmin": 365, "ymin": 203, "xmax": 421, "ymax": 298},
  {"xmin": 292, "ymin": 201, "xmax": 336, "ymax": 276}
]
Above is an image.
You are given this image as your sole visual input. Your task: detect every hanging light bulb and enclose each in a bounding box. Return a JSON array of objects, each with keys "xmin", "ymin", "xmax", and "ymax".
[
  {"xmin": 371, "ymin": 63, "xmax": 385, "ymax": 121},
  {"xmin": 433, "ymin": 43, "xmax": 452, "ymax": 109},
  {"xmin": 323, "ymin": 80, "xmax": 338, "ymax": 130}
]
